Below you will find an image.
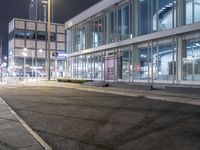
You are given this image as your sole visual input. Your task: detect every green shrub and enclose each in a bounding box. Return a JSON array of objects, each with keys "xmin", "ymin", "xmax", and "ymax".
[{"xmin": 57, "ymin": 78, "xmax": 92, "ymax": 84}]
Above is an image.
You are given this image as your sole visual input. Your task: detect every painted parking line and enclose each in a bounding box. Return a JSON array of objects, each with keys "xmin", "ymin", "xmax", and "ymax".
[{"xmin": 0, "ymin": 97, "xmax": 52, "ymax": 150}]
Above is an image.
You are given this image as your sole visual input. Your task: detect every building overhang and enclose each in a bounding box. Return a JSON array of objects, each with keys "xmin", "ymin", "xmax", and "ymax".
[{"xmin": 65, "ymin": 0, "xmax": 123, "ymax": 29}]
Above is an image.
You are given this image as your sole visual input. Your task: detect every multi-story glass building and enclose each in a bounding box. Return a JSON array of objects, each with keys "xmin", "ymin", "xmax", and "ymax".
[
  {"xmin": 65, "ymin": 0, "xmax": 200, "ymax": 85},
  {"xmin": 8, "ymin": 18, "xmax": 66, "ymax": 78},
  {"xmin": 29, "ymin": 0, "xmax": 53, "ymax": 22}
]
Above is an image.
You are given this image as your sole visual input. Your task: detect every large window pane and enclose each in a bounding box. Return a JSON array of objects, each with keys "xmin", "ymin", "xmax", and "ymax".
[
  {"xmin": 186, "ymin": 0, "xmax": 200, "ymax": 24},
  {"xmin": 37, "ymin": 31, "xmax": 46, "ymax": 41},
  {"xmin": 194, "ymin": 0, "xmax": 200, "ymax": 22},
  {"xmin": 15, "ymin": 30, "xmax": 25, "ymax": 39},
  {"xmin": 26, "ymin": 31, "xmax": 36, "ymax": 40},
  {"xmin": 153, "ymin": 44, "xmax": 175, "ymax": 80},
  {"xmin": 94, "ymin": 53, "xmax": 102, "ymax": 79},
  {"xmin": 118, "ymin": 4, "xmax": 130, "ymax": 40},
  {"xmin": 133, "ymin": 47, "xmax": 149, "ymax": 80},
  {"xmin": 106, "ymin": 10, "xmax": 116, "ymax": 43},
  {"xmin": 86, "ymin": 20, "xmax": 93, "ymax": 49},
  {"xmin": 139, "ymin": 0, "xmax": 149, "ymax": 35},
  {"xmin": 182, "ymin": 39, "xmax": 200, "ymax": 81},
  {"xmin": 118, "ymin": 48, "xmax": 131, "ymax": 81},
  {"xmin": 158, "ymin": 0, "xmax": 175, "ymax": 31},
  {"xmin": 77, "ymin": 55, "xmax": 85, "ymax": 79}
]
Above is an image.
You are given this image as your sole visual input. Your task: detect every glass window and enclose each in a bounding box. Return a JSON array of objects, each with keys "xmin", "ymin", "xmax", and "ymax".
[
  {"xmin": 85, "ymin": 20, "xmax": 93, "ymax": 49},
  {"xmin": 26, "ymin": 31, "xmax": 36, "ymax": 40},
  {"xmin": 9, "ymin": 31, "xmax": 14, "ymax": 40},
  {"xmin": 182, "ymin": 39, "xmax": 200, "ymax": 81},
  {"xmin": 118, "ymin": 4, "xmax": 130, "ymax": 40},
  {"xmin": 106, "ymin": 10, "xmax": 116, "ymax": 43},
  {"xmin": 72, "ymin": 57, "xmax": 77, "ymax": 78},
  {"xmin": 50, "ymin": 33, "xmax": 56, "ymax": 41},
  {"xmin": 66, "ymin": 29, "xmax": 72, "ymax": 54},
  {"xmin": 93, "ymin": 17, "xmax": 103, "ymax": 48},
  {"xmin": 76, "ymin": 24, "xmax": 85, "ymax": 51},
  {"xmin": 86, "ymin": 54, "xmax": 93, "ymax": 79},
  {"xmin": 139, "ymin": 0, "xmax": 149, "ymax": 35},
  {"xmin": 158, "ymin": 0, "xmax": 175, "ymax": 31},
  {"xmin": 153, "ymin": 0, "xmax": 176, "ymax": 32},
  {"xmin": 94, "ymin": 53, "xmax": 102, "ymax": 79},
  {"xmin": 153, "ymin": 44, "xmax": 175, "ymax": 80},
  {"xmin": 37, "ymin": 31, "xmax": 46, "ymax": 41},
  {"xmin": 15, "ymin": 30, "xmax": 25, "ymax": 39},
  {"xmin": 194, "ymin": 0, "xmax": 200, "ymax": 22},
  {"xmin": 133, "ymin": 47, "xmax": 149, "ymax": 80},
  {"xmin": 77, "ymin": 55, "xmax": 85, "ymax": 79},
  {"xmin": 118, "ymin": 48, "xmax": 131, "ymax": 81},
  {"xmin": 186, "ymin": 0, "xmax": 193, "ymax": 24},
  {"xmin": 186, "ymin": 0, "xmax": 200, "ymax": 24}
]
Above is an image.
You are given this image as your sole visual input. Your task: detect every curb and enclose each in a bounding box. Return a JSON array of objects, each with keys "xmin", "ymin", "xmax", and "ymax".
[
  {"xmin": 43, "ymin": 83, "xmax": 200, "ymax": 107},
  {"xmin": 0, "ymin": 98, "xmax": 52, "ymax": 150}
]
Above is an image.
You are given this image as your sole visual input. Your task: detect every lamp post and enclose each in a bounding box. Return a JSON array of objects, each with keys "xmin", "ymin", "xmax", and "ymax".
[
  {"xmin": 0, "ymin": 61, "xmax": 2, "ymax": 83},
  {"xmin": 47, "ymin": 0, "xmax": 51, "ymax": 80}
]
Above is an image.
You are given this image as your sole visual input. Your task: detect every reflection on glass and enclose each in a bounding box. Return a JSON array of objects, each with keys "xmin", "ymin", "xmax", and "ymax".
[
  {"xmin": 118, "ymin": 49, "xmax": 130, "ymax": 81},
  {"xmin": 94, "ymin": 53, "xmax": 102, "ymax": 79},
  {"xmin": 139, "ymin": 0, "xmax": 149, "ymax": 35},
  {"xmin": 86, "ymin": 54, "xmax": 93, "ymax": 79},
  {"xmin": 158, "ymin": 0, "xmax": 175, "ymax": 31},
  {"xmin": 77, "ymin": 55, "xmax": 85, "ymax": 79},
  {"xmin": 194, "ymin": 0, "xmax": 200, "ymax": 22},
  {"xmin": 182, "ymin": 40, "xmax": 200, "ymax": 81},
  {"xmin": 133, "ymin": 48, "xmax": 149, "ymax": 80},
  {"xmin": 186, "ymin": 0, "xmax": 200, "ymax": 24},
  {"xmin": 153, "ymin": 44, "xmax": 175, "ymax": 80}
]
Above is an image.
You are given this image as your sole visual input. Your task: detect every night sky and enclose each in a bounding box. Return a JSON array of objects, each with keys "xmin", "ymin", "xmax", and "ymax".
[{"xmin": 0, "ymin": 0, "xmax": 101, "ymax": 57}]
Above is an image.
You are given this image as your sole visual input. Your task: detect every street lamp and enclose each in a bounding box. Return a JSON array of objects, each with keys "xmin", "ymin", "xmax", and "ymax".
[
  {"xmin": 39, "ymin": 48, "xmax": 43, "ymax": 53},
  {"xmin": 47, "ymin": 0, "xmax": 51, "ymax": 80}
]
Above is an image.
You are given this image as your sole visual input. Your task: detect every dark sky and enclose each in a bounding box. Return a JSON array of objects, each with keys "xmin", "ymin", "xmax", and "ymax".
[{"xmin": 0, "ymin": 0, "xmax": 101, "ymax": 57}]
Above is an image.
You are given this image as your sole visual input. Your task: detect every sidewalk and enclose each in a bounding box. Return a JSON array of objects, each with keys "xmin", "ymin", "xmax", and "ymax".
[
  {"xmin": 0, "ymin": 98, "xmax": 49, "ymax": 150},
  {"xmin": 24, "ymin": 80, "xmax": 200, "ymax": 106}
]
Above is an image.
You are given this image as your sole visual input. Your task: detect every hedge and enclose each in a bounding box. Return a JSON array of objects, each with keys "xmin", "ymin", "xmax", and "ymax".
[{"xmin": 57, "ymin": 78, "xmax": 92, "ymax": 84}]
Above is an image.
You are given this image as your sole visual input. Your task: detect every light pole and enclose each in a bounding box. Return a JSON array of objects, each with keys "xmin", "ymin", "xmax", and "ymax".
[
  {"xmin": 47, "ymin": 0, "xmax": 51, "ymax": 80},
  {"xmin": 0, "ymin": 61, "xmax": 2, "ymax": 83}
]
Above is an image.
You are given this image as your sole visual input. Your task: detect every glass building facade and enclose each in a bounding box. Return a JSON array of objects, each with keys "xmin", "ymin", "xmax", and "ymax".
[{"xmin": 65, "ymin": 0, "xmax": 200, "ymax": 84}]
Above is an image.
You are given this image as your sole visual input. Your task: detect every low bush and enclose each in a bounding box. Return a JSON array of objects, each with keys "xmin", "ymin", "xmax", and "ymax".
[{"xmin": 57, "ymin": 78, "xmax": 92, "ymax": 84}]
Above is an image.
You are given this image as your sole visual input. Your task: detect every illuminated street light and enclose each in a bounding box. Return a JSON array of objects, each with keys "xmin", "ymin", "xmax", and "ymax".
[{"xmin": 39, "ymin": 49, "xmax": 43, "ymax": 53}]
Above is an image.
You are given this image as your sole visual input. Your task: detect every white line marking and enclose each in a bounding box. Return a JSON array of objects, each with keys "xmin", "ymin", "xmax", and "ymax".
[{"xmin": 0, "ymin": 98, "xmax": 52, "ymax": 150}]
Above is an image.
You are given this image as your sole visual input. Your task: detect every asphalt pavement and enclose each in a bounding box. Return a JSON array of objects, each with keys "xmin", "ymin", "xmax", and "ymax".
[{"xmin": 0, "ymin": 84, "xmax": 200, "ymax": 150}]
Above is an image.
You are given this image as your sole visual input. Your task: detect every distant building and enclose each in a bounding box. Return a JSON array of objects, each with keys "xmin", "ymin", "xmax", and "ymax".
[
  {"xmin": 8, "ymin": 18, "xmax": 66, "ymax": 78},
  {"xmin": 29, "ymin": 0, "xmax": 53, "ymax": 22}
]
